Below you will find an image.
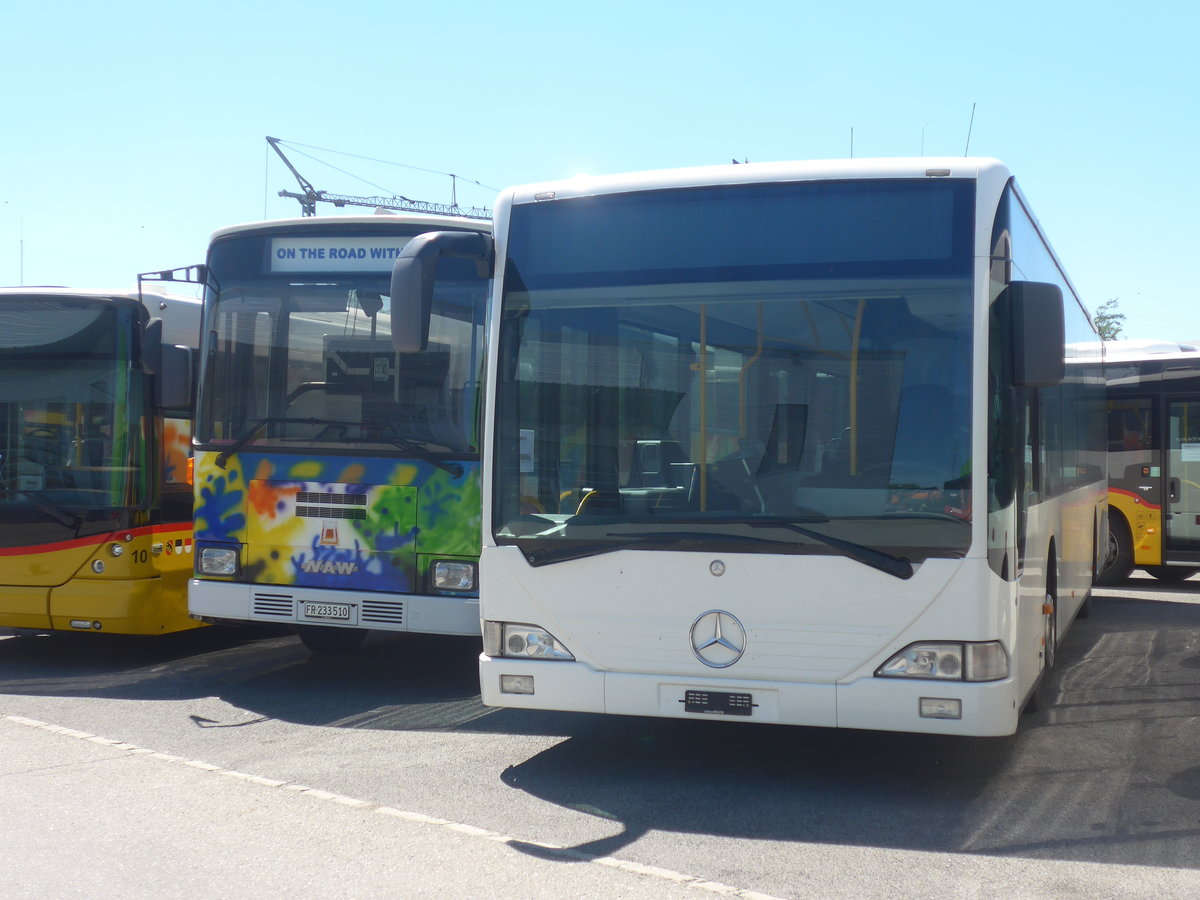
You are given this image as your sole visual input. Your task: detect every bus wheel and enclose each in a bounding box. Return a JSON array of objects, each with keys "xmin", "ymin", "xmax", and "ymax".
[
  {"xmin": 1026, "ymin": 568, "xmax": 1058, "ymax": 715},
  {"xmin": 296, "ymin": 626, "xmax": 369, "ymax": 653},
  {"xmin": 1094, "ymin": 513, "xmax": 1133, "ymax": 586},
  {"xmin": 1145, "ymin": 566, "xmax": 1199, "ymax": 583},
  {"xmin": 1042, "ymin": 590, "xmax": 1057, "ymax": 672}
]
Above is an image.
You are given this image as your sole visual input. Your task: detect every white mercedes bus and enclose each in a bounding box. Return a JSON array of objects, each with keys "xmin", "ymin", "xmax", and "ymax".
[{"xmin": 391, "ymin": 158, "xmax": 1106, "ymax": 735}]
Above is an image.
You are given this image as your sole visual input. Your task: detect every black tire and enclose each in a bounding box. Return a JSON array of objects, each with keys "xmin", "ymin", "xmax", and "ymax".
[
  {"xmin": 1145, "ymin": 566, "xmax": 1199, "ymax": 583},
  {"xmin": 1094, "ymin": 512, "xmax": 1133, "ymax": 586},
  {"xmin": 296, "ymin": 625, "xmax": 369, "ymax": 653}
]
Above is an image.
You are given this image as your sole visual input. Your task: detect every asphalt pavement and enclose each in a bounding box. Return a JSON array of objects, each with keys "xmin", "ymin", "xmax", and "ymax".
[
  {"xmin": 3, "ymin": 578, "xmax": 1200, "ymax": 899},
  {"xmin": 1, "ymin": 713, "xmax": 755, "ymax": 900}
]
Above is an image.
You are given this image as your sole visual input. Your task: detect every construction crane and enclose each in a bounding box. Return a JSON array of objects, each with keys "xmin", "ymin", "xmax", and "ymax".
[{"xmin": 266, "ymin": 136, "xmax": 491, "ymax": 220}]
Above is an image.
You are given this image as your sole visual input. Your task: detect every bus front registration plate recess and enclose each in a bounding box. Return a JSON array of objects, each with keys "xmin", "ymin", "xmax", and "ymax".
[
  {"xmin": 303, "ymin": 602, "xmax": 351, "ymax": 621},
  {"xmin": 683, "ymin": 689, "xmax": 755, "ymax": 716}
]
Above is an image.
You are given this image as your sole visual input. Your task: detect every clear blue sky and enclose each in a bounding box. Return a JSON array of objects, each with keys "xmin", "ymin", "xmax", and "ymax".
[{"xmin": 3, "ymin": 1, "xmax": 1195, "ymax": 339}]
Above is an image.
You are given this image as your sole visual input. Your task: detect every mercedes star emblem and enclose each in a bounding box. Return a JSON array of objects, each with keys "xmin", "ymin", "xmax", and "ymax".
[{"xmin": 689, "ymin": 609, "xmax": 746, "ymax": 668}]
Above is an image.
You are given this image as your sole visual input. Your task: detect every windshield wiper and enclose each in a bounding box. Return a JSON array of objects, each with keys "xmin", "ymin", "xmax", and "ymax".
[
  {"xmin": 329, "ymin": 433, "xmax": 467, "ymax": 477},
  {"xmin": 524, "ymin": 530, "xmax": 836, "ymax": 568},
  {"xmin": 215, "ymin": 416, "xmax": 470, "ymax": 477},
  {"xmin": 386, "ymin": 438, "xmax": 465, "ymax": 477},
  {"xmin": 14, "ymin": 491, "xmax": 83, "ymax": 530},
  {"xmin": 523, "ymin": 525, "xmax": 912, "ymax": 579},
  {"xmin": 214, "ymin": 417, "xmax": 356, "ymax": 469},
  {"xmin": 878, "ymin": 510, "xmax": 971, "ymax": 522},
  {"xmin": 746, "ymin": 521, "xmax": 913, "ymax": 580},
  {"xmin": 523, "ymin": 532, "xmax": 778, "ymax": 567}
]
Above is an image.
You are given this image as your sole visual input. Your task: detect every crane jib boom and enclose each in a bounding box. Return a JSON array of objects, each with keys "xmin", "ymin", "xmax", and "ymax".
[{"xmin": 266, "ymin": 136, "xmax": 491, "ymax": 220}]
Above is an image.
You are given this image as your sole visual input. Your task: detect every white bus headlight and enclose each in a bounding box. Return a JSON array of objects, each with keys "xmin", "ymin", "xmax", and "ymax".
[
  {"xmin": 877, "ymin": 641, "xmax": 1008, "ymax": 682},
  {"xmin": 432, "ymin": 560, "xmax": 477, "ymax": 592},
  {"xmin": 198, "ymin": 546, "xmax": 239, "ymax": 577},
  {"xmin": 483, "ymin": 621, "xmax": 574, "ymax": 660},
  {"xmin": 878, "ymin": 643, "xmax": 962, "ymax": 679}
]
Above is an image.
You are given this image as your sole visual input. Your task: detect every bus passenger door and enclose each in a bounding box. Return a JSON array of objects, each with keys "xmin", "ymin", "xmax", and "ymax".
[{"xmin": 1165, "ymin": 398, "xmax": 1200, "ymax": 561}]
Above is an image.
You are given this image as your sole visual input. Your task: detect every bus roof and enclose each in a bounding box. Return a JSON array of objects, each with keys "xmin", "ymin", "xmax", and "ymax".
[
  {"xmin": 1068, "ymin": 338, "xmax": 1200, "ymax": 362},
  {"xmin": 1106, "ymin": 338, "xmax": 1200, "ymax": 360},
  {"xmin": 208, "ymin": 211, "xmax": 493, "ymax": 243},
  {"xmin": 0, "ymin": 287, "xmax": 200, "ymax": 349},
  {"xmin": 500, "ymin": 157, "xmax": 1012, "ymax": 205}
]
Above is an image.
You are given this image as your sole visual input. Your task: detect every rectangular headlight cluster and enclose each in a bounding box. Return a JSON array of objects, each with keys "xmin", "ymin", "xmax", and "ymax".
[
  {"xmin": 876, "ymin": 641, "xmax": 1008, "ymax": 682},
  {"xmin": 483, "ymin": 621, "xmax": 574, "ymax": 660},
  {"xmin": 431, "ymin": 560, "xmax": 477, "ymax": 592},
  {"xmin": 197, "ymin": 545, "xmax": 239, "ymax": 577}
]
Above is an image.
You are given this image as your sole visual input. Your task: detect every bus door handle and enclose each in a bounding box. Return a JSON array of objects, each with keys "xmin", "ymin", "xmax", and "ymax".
[{"xmin": 1169, "ymin": 477, "xmax": 1181, "ymax": 503}]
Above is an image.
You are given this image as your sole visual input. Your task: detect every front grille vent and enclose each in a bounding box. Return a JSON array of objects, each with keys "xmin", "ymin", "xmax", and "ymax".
[
  {"xmin": 296, "ymin": 492, "xmax": 367, "ymax": 505},
  {"xmin": 253, "ymin": 592, "xmax": 295, "ymax": 617},
  {"xmin": 362, "ymin": 597, "xmax": 404, "ymax": 625},
  {"xmin": 294, "ymin": 491, "xmax": 368, "ymax": 520},
  {"xmin": 295, "ymin": 506, "xmax": 366, "ymax": 520}
]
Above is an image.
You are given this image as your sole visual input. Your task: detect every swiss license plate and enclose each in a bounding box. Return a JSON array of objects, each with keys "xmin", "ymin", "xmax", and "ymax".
[
  {"xmin": 683, "ymin": 689, "xmax": 755, "ymax": 716},
  {"xmin": 303, "ymin": 602, "xmax": 351, "ymax": 621}
]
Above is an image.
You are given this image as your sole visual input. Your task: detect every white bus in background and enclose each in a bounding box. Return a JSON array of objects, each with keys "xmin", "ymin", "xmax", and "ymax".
[
  {"xmin": 392, "ymin": 158, "xmax": 1107, "ymax": 736},
  {"xmin": 189, "ymin": 214, "xmax": 491, "ymax": 653}
]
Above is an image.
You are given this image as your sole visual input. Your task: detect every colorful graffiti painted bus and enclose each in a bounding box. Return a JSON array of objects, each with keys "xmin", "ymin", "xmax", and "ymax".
[
  {"xmin": 1094, "ymin": 339, "xmax": 1200, "ymax": 584},
  {"xmin": 0, "ymin": 287, "xmax": 199, "ymax": 635},
  {"xmin": 189, "ymin": 213, "xmax": 491, "ymax": 652},
  {"xmin": 392, "ymin": 157, "xmax": 1107, "ymax": 736}
]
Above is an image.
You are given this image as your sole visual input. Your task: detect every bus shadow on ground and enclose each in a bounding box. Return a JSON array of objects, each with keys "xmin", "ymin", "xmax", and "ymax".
[
  {"xmin": 0, "ymin": 626, "xmax": 486, "ymax": 727},
  {"xmin": 3, "ymin": 595, "xmax": 1199, "ymax": 869},
  {"xmin": 486, "ymin": 593, "xmax": 1200, "ymax": 869}
]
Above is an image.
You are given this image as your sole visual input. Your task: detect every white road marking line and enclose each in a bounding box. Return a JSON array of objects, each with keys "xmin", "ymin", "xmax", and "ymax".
[{"xmin": 3, "ymin": 714, "xmax": 785, "ymax": 900}]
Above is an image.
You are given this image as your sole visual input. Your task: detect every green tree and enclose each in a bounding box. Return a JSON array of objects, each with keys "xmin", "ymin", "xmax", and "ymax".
[{"xmin": 1093, "ymin": 298, "xmax": 1125, "ymax": 341}]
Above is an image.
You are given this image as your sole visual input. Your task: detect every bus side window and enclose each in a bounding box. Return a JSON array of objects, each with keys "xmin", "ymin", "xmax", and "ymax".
[{"xmin": 1108, "ymin": 406, "xmax": 1148, "ymax": 452}]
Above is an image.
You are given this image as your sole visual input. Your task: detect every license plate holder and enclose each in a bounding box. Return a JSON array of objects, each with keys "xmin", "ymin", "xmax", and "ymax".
[
  {"xmin": 683, "ymin": 689, "xmax": 755, "ymax": 716},
  {"xmin": 302, "ymin": 602, "xmax": 352, "ymax": 621}
]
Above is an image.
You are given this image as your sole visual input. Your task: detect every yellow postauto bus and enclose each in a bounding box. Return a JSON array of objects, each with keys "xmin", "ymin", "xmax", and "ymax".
[
  {"xmin": 0, "ymin": 287, "xmax": 199, "ymax": 634},
  {"xmin": 1097, "ymin": 339, "xmax": 1200, "ymax": 584}
]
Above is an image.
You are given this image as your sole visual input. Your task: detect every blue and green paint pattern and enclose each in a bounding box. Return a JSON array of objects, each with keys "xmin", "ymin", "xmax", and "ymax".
[{"xmin": 194, "ymin": 451, "xmax": 480, "ymax": 592}]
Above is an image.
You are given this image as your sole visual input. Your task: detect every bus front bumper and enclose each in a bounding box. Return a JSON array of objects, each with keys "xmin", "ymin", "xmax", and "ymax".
[
  {"xmin": 189, "ymin": 579, "xmax": 481, "ymax": 636},
  {"xmin": 45, "ymin": 577, "xmax": 200, "ymax": 635},
  {"xmin": 478, "ymin": 656, "xmax": 1020, "ymax": 737}
]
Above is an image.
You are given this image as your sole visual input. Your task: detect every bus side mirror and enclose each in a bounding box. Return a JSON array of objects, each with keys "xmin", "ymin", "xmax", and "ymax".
[
  {"xmin": 390, "ymin": 231, "xmax": 493, "ymax": 353},
  {"xmin": 1008, "ymin": 281, "xmax": 1065, "ymax": 387},
  {"xmin": 157, "ymin": 345, "xmax": 194, "ymax": 411}
]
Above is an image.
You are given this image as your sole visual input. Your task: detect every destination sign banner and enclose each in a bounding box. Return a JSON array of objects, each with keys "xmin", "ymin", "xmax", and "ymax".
[{"xmin": 270, "ymin": 236, "xmax": 413, "ymax": 273}]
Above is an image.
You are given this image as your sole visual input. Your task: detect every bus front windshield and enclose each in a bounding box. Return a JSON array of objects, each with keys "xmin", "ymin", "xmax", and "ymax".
[
  {"xmin": 0, "ymin": 298, "xmax": 149, "ymax": 512},
  {"xmin": 199, "ymin": 229, "xmax": 487, "ymax": 457},
  {"xmin": 494, "ymin": 179, "xmax": 975, "ymax": 565}
]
